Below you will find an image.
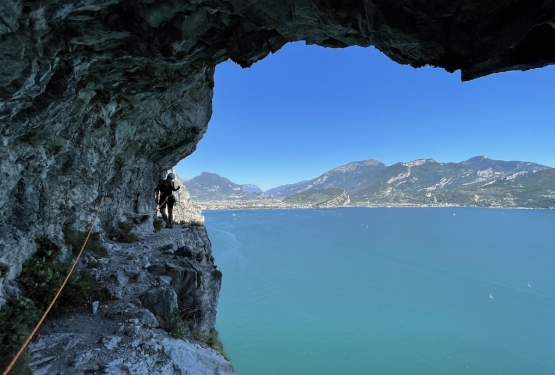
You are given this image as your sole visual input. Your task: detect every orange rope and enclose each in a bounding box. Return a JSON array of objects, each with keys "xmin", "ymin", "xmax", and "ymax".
[
  {"xmin": 2, "ymin": 195, "xmax": 158, "ymax": 375},
  {"xmin": 2, "ymin": 196, "xmax": 105, "ymax": 375},
  {"xmin": 157, "ymin": 196, "xmax": 168, "ymax": 209}
]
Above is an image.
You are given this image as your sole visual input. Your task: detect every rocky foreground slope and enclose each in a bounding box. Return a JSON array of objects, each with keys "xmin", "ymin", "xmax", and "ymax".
[{"xmin": 27, "ymin": 224, "xmax": 235, "ymax": 375}]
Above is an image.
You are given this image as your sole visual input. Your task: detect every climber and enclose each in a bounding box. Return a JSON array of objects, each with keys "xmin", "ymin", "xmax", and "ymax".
[{"xmin": 155, "ymin": 172, "xmax": 180, "ymax": 228}]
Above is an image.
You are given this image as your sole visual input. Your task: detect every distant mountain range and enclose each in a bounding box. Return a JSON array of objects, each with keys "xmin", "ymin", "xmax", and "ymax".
[
  {"xmin": 264, "ymin": 181, "xmax": 309, "ymax": 196},
  {"xmin": 344, "ymin": 156, "xmax": 552, "ymax": 207},
  {"xmin": 242, "ymin": 184, "xmax": 263, "ymax": 193},
  {"xmin": 183, "ymin": 156, "xmax": 555, "ymax": 208},
  {"xmin": 269, "ymin": 159, "xmax": 386, "ymax": 197},
  {"xmin": 185, "ymin": 172, "xmax": 263, "ymax": 201},
  {"xmin": 283, "ymin": 188, "xmax": 350, "ymax": 208}
]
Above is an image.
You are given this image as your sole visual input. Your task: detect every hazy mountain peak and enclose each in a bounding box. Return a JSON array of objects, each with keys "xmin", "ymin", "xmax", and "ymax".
[
  {"xmin": 269, "ymin": 159, "xmax": 387, "ymax": 197},
  {"xmin": 186, "ymin": 172, "xmax": 259, "ymax": 200},
  {"xmin": 402, "ymin": 158, "xmax": 435, "ymax": 167},
  {"xmin": 329, "ymin": 159, "xmax": 385, "ymax": 173},
  {"xmin": 359, "ymin": 159, "xmax": 386, "ymax": 166},
  {"xmin": 465, "ymin": 155, "xmax": 489, "ymax": 162},
  {"xmin": 242, "ymin": 184, "xmax": 263, "ymax": 193}
]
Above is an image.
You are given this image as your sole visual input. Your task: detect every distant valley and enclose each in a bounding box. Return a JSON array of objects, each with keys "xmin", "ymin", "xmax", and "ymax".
[{"xmin": 183, "ymin": 156, "xmax": 555, "ymax": 209}]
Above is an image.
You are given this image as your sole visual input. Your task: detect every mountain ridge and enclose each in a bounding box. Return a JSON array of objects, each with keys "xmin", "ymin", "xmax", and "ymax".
[
  {"xmin": 270, "ymin": 159, "xmax": 387, "ymax": 198},
  {"xmin": 183, "ymin": 156, "xmax": 553, "ymax": 208}
]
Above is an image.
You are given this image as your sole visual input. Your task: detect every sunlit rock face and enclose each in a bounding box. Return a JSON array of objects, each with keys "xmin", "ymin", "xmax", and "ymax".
[
  {"xmin": 1, "ymin": 0, "xmax": 554, "ymax": 288},
  {"xmin": 160, "ymin": 169, "xmax": 204, "ymax": 225}
]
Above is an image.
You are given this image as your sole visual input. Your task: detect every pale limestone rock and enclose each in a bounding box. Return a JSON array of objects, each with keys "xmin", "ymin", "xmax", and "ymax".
[
  {"xmin": 140, "ymin": 286, "xmax": 178, "ymax": 318},
  {"xmin": 161, "ymin": 338, "xmax": 236, "ymax": 375},
  {"xmin": 318, "ymin": 191, "xmax": 351, "ymax": 208},
  {"xmin": 28, "ymin": 226, "xmax": 232, "ymax": 374},
  {"xmin": 158, "ymin": 169, "xmax": 205, "ymax": 225}
]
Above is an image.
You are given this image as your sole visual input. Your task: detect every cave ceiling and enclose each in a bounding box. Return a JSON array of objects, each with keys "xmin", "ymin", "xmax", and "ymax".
[{"xmin": 0, "ymin": 0, "xmax": 554, "ymax": 281}]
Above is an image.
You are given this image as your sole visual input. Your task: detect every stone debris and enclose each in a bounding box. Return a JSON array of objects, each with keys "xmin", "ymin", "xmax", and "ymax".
[
  {"xmin": 140, "ymin": 286, "xmax": 178, "ymax": 318},
  {"xmin": 29, "ymin": 226, "xmax": 235, "ymax": 375},
  {"xmin": 116, "ymin": 269, "xmax": 129, "ymax": 286},
  {"xmin": 91, "ymin": 301, "xmax": 100, "ymax": 314},
  {"xmin": 102, "ymin": 336, "xmax": 122, "ymax": 350}
]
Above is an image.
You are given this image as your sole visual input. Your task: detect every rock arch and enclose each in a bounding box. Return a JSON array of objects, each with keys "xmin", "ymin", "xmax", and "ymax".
[{"xmin": 1, "ymin": 0, "xmax": 554, "ymax": 287}]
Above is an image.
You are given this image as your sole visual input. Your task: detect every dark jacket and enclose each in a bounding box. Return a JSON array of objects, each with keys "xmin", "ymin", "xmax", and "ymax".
[{"xmin": 156, "ymin": 178, "xmax": 179, "ymax": 198}]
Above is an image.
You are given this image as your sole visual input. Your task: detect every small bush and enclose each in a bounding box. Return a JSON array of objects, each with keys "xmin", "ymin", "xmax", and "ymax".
[
  {"xmin": 118, "ymin": 232, "xmax": 139, "ymax": 243},
  {"xmin": 63, "ymin": 228, "xmax": 107, "ymax": 258},
  {"xmin": 153, "ymin": 218, "xmax": 164, "ymax": 233},
  {"xmin": 179, "ymin": 220, "xmax": 203, "ymax": 227},
  {"xmin": 117, "ymin": 221, "xmax": 132, "ymax": 233},
  {"xmin": 195, "ymin": 330, "xmax": 229, "ymax": 361},
  {"xmin": 87, "ymin": 259, "xmax": 101, "ymax": 269},
  {"xmin": 211, "ymin": 269, "xmax": 222, "ymax": 281},
  {"xmin": 116, "ymin": 221, "xmax": 138, "ymax": 243},
  {"xmin": 0, "ymin": 262, "xmax": 9, "ymax": 278},
  {"xmin": 165, "ymin": 308, "xmax": 188, "ymax": 339},
  {"xmin": 0, "ymin": 297, "xmax": 39, "ymax": 374},
  {"xmin": 182, "ymin": 307, "xmax": 203, "ymax": 327},
  {"xmin": 20, "ymin": 238, "xmax": 94, "ymax": 316},
  {"xmin": 35, "ymin": 236, "xmax": 61, "ymax": 259}
]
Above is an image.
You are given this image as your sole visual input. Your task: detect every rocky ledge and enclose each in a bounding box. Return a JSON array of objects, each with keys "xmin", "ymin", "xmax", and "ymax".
[{"xmin": 27, "ymin": 225, "xmax": 235, "ymax": 375}]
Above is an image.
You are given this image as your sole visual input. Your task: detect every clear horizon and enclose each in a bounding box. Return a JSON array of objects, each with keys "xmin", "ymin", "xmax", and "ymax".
[{"xmin": 176, "ymin": 42, "xmax": 555, "ymax": 191}]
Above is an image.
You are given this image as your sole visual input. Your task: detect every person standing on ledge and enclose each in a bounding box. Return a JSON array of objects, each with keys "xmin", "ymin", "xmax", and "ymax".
[{"xmin": 155, "ymin": 172, "xmax": 180, "ymax": 229}]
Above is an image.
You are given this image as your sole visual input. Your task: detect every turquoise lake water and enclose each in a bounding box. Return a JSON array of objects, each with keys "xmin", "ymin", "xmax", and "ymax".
[{"xmin": 205, "ymin": 208, "xmax": 555, "ymax": 375}]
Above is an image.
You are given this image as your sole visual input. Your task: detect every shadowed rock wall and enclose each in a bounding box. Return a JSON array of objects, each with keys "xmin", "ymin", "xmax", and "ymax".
[{"xmin": 1, "ymin": 0, "xmax": 555, "ymax": 292}]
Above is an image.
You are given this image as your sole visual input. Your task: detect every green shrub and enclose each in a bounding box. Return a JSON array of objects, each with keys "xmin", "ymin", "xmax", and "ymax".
[
  {"xmin": 116, "ymin": 221, "xmax": 139, "ymax": 243},
  {"xmin": 20, "ymin": 238, "xmax": 94, "ymax": 316},
  {"xmin": 0, "ymin": 262, "xmax": 9, "ymax": 278},
  {"xmin": 195, "ymin": 330, "xmax": 229, "ymax": 361},
  {"xmin": 63, "ymin": 228, "xmax": 107, "ymax": 258},
  {"xmin": 153, "ymin": 218, "xmax": 164, "ymax": 232},
  {"xmin": 0, "ymin": 297, "xmax": 38, "ymax": 374},
  {"xmin": 117, "ymin": 221, "xmax": 132, "ymax": 233},
  {"xmin": 87, "ymin": 259, "xmax": 101, "ymax": 269},
  {"xmin": 181, "ymin": 307, "xmax": 203, "ymax": 327},
  {"xmin": 118, "ymin": 232, "xmax": 139, "ymax": 243},
  {"xmin": 211, "ymin": 269, "xmax": 222, "ymax": 281},
  {"xmin": 165, "ymin": 308, "xmax": 188, "ymax": 339},
  {"xmin": 179, "ymin": 220, "xmax": 203, "ymax": 227},
  {"xmin": 34, "ymin": 236, "xmax": 61, "ymax": 260}
]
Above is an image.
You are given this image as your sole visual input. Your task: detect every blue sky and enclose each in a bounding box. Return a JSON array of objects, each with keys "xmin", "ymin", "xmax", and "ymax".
[{"xmin": 175, "ymin": 42, "xmax": 555, "ymax": 191}]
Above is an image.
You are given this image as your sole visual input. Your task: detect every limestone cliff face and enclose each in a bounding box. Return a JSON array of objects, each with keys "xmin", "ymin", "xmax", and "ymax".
[
  {"xmin": 317, "ymin": 191, "xmax": 350, "ymax": 208},
  {"xmin": 28, "ymin": 226, "xmax": 235, "ymax": 374},
  {"xmin": 1, "ymin": 0, "xmax": 555, "ymax": 300}
]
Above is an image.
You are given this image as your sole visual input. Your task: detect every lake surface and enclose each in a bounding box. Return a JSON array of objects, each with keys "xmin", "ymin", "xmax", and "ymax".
[{"xmin": 205, "ymin": 207, "xmax": 555, "ymax": 375}]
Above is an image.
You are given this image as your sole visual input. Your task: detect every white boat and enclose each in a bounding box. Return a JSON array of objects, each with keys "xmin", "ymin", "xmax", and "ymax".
[
  {"xmin": 528, "ymin": 284, "xmax": 531, "ymax": 288},
  {"xmin": 489, "ymin": 294, "xmax": 493, "ymax": 299}
]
